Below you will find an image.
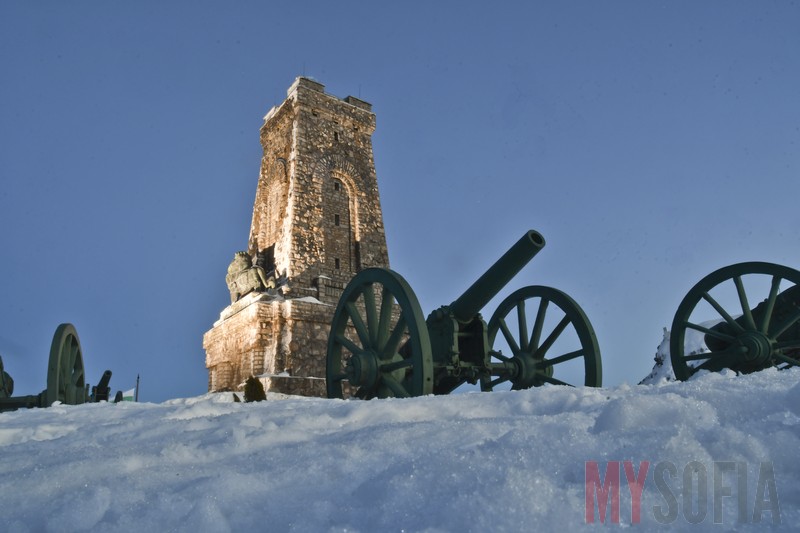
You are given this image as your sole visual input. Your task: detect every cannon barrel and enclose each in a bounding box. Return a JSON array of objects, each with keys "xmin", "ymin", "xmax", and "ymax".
[
  {"xmin": 449, "ymin": 230, "xmax": 546, "ymax": 323},
  {"xmin": 0, "ymin": 394, "xmax": 43, "ymax": 412}
]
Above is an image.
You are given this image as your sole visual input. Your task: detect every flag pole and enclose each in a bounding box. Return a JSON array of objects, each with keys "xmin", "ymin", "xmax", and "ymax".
[{"xmin": 135, "ymin": 374, "xmax": 140, "ymax": 402}]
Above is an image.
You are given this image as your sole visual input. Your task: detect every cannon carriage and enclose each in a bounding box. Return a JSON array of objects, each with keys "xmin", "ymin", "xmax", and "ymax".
[
  {"xmin": 326, "ymin": 230, "xmax": 603, "ymax": 399},
  {"xmin": 0, "ymin": 323, "xmax": 115, "ymax": 412}
]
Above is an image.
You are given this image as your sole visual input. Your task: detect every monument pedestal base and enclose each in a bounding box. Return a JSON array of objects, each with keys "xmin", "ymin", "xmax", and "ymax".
[{"xmin": 203, "ymin": 293, "xmax": 334, "ymax": 397}]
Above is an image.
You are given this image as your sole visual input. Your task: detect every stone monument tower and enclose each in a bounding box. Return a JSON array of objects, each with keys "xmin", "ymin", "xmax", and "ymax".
[{"xmin": 203, "ymin": 77, "xmax": 390, "ymax": 396}]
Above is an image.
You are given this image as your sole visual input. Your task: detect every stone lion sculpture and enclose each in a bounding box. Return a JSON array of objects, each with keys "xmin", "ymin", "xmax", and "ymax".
[{"xmin": 225, "ymin": 252, "xmax": 276, "ymax": 303}]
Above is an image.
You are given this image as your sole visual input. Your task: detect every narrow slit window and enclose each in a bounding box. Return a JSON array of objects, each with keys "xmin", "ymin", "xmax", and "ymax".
[
  {"xmin": 334, "ymin": 181, "xmax": 340, "ymax": 191},
  {"xmin": 334, "ymin": 214, "xmax": 340, "ymax": 226},
  {"xmin": 335, "ymin": 258, "xmax": 340, "ymax": 269}
]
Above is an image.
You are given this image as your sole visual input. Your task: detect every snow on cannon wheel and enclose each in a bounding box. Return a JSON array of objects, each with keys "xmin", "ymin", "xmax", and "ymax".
[
  {"xmin": 485, "ymin": 285, "xmax": 602, "ymax": 390},
  {"xmin": 670, "ymin": 262, "xmax": 800, "ymax": 380}
]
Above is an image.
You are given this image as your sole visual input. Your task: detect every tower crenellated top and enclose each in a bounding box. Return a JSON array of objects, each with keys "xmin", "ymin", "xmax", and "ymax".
[
  {"xmin": 288, "ymin": 76, "xmax": 326, "ymax": 96},
  {"xmin": 264, "ymin": 76, "xmax": 373, "ymax": 123}
]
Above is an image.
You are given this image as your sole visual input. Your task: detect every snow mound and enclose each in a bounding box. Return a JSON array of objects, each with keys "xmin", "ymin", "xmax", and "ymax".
[
  {"xmin": 2, "ymin": 370, "xmax": 799, "ymax": 531},
  {"xmin": 639, "ymin": 327, "xmax": 677, "ymax": 384}
]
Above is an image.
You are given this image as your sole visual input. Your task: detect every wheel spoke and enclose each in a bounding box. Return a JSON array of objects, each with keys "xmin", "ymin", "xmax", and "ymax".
[
  {"xmin": 684, "ymin": 322, "xmax": 737, "ymax": 343},
  {"xmin": 63, "ymin": 342, "xmax": 77, "ymax": 385},
  {"xmin": 733, "ymin": 276, "xmax": 757, "ymax": 331},
  {"xmin": 682, "ymin": 351, "xmax": 712, "ymax": 362},
  {"xmin": 335, "ymin": 334, "xmax": 363, "ymax": 356},
  {"xmin": 498, "ymin": 317, "xmax": 521, "ymax": 355},
  {"xmin": 538, "ymin": 374, "xmax": 573, "ymax": 387},
  {"xmin": 381, "ymin": 374, "xmax": 410, "ymax": 398},
  {"xmin": 363, "ymin": 284, "xmax": 378, "ymax": 346},
  {"xmin": 682, "ymin": 346, "xmax": 744, "ymax": 361},
  {"xmin": 73, "ymin": 365, "xmax": 84, "ymax": 384},
  {"xmin": 517, "ymin": 300, "xmax": 529, "ymax": 352},
  {"xmin": 59, "ymin": 346, "xmax": 68, "ymax": 384},
  {"xmin": 380, "ymin": 313, "xmax": 407, "ymax": 360},
  {"xmin": 775, "ymin": 353, "xmax": 800, "ymax": 367},
  {"xmin": 345, "ymin": 302, "xmax": 371, "ymax": 348},
  {"xmin": 776, "ymin": 339, "xmax": 800, "ymax": 350},
  {"xmin": 541, "ymin": 349, "xmax": 583, "ymax": 367},
  {"xmin": 355, "ymin": 387, "xmax": 370, "ymax": 400},
  {"xmin": 770, "ymin": 307, "xmax": 800, "ymax": 339},
  {"xmin": 380, "ymin": 359, "xmax": 413, "ymax": 373},
  {"xmin": 760, "ymin": 276, "xmax": 782, "ymax": 334},
  {"xmin": 377, "ymin": 286, "xmax": 395, "ymax": 350},
  {"xmin": 69, "ymin": 340, "xmax": 78, "ymax": 366},
  {"xmin": 66, "ymin": 341, "xmax": 77, "ymax": 373},
  {"xmin": 696, "ymin": 357, "xmax": 733, "ymax": 373},
  {"xmin": 530, "ymin": 298, "xmax": 548, "ymax": 351},
  {"xmin": 534, "ymin": 316, "xmax": 571, "ymax": 359},
  {"xmin": 701, "ymin": 291, "xmax": 745, "ymax": 334},
  {"xmin": 489, "ymin": 350, "xmax": 512, "ymax": 362},
  {"xmin": 488, "ymin": 375, "xmax": 511, "ymax": 388},
  {"xmin": 331, "ymin": 373, "xmax": 349, "ymax": 382}
]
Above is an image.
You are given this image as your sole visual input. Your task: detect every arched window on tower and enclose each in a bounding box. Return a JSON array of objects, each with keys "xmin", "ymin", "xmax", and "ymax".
[
  {"xmin": 326, "ymin": 172, "xmax": 359, "ymax": 275},
  {"xmin": 251, "ymin": 159, "xmax": 288, "ymax": 273}
]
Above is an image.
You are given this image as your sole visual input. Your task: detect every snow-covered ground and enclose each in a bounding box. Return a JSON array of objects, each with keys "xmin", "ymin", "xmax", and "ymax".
[{"xmin": 1, "ymin": 365, "xmax": 798, "ymax": 531}]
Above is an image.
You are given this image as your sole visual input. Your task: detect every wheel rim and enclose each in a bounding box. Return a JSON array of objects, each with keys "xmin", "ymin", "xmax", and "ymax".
[
  {"xmin": 486, "ymin": 285, "xmax": 602, "ymax": 390},
  {"xmin": 327, "ymin": 268, "xmax": 433, "ymax": 399},
  {"xmin": 670, "ymin": 262, "xmax": 800, "ymax": 380},
  {"xmin": 45, "ymin": 323, "xmax": 86, "ymax": 406}
]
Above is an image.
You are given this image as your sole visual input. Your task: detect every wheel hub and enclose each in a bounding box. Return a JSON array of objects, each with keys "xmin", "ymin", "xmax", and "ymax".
[
  {"xmin": 510, "ymin": 352, "xmax": 553, "ymax": 389},
  {"xmin": 346, "ymin": 351, "xmax": 380, "ymax": 389},
  {"xmin": 737, "ymin": 331, "xmax": 774, "ymax": 364}
]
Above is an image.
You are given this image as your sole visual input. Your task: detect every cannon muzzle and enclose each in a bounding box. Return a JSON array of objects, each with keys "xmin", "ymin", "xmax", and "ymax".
[{"xmin": 449, "ymin": 230, "xmax": 546, "ymax": 323}]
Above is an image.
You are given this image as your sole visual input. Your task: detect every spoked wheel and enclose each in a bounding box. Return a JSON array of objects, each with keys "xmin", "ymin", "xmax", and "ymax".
[
  {"xmin": 45, "ymin": 323, "xmax": 87, "ymax": 406},
  {"xmin": 327, "ymin": 268, "xmax": 433, "ymax": 399},
  {"xmin": 671, "ymin": 262, "xmax": 800, "ymax": 381},
  {"xmin": 485, "ymin": 286, "xmax": 602, "ymax": 390}
]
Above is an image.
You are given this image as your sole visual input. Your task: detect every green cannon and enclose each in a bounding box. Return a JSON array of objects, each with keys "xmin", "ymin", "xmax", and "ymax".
[
  {"xmin": 326, "ymin": 230, "xmax": 602, "ymax": 399},
  {"xmin": 670, "ymin": 262, "xmax": 800, "ymax": 380},
  {"xmin": 0, "ymin": 323, "xmax": 114, "ymax": 412},
  {"xmin": 91, "ymin": 370, "xmax": 113, "ymax": 402}
]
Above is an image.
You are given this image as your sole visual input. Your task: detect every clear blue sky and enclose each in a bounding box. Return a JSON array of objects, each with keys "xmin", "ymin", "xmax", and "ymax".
[{"xmin": 2, "ymin": 1, "xmax": 799, "ymax": 402}]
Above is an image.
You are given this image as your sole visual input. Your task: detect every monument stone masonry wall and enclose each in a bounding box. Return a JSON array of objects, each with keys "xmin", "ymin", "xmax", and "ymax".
[{"xmin": 203, "ymin": 77, "xmax": 390, "ymax": 396}]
